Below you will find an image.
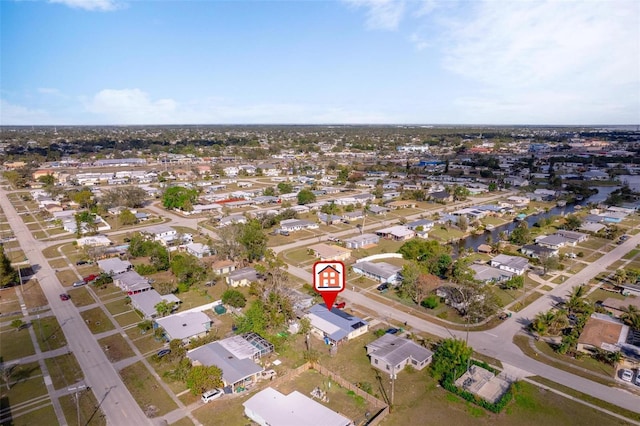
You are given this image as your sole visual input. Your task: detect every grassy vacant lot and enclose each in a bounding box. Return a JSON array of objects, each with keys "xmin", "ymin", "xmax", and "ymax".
[
  {"xmin": 20, "ymin": 279, "xmax": 48, "ymax": 309},
  {"xmin": 125, "ymin": 328, "xmax": 165, "ymax": 355},
  {"xmin": 169, "ymin": 417, "xmax": 195, "ymax": 426},
  {"xmin": 45, "ymin": 353, "xmax": 84, "ymax": 390},
  {"xmin": 33, "ymin": 316, "xmax": 68, "ymax": 351},
  {"xmin": 59, "ymin": 389, "xmax": 106, "ymax": 426},
  {"xmin": 79, "ymin": 308, "xmax": 116, "ymax": 334},
  {"xmin": 0, "ymin": 287, "xmax": 21, "ymax": 315},
  {"xmin": 42, "ymin": 243, "xmax": 66, "ymax": 259},
  {"xmin": 8, "ymin": 404, "xmax": 57, "ymax": 426},
  {"xmin": 114, "ymin": 311, "xmax": 142, "ymax": 327},
  {"xmin": 119, "ymin": 361, "xmax": 178, "ymax": 417},
  {"xmin": 510, "ymin": 292, "xmax": 544, "ymax": 312},
  {"xmin": 93, "ymin": 284, "xmax": 124, "ymax": 301},
  {"xmin": 48, "ymin": 258, "xmax": 70, "ymax": 269},
  {"xmin": 98, "ymin": 333, "xmax": 136, "ymax": 363},
  {"xmin": 68, "ymin": 287, "xmax": 96, "ymax": 308},
  {"xmin": 0, "ymin": 327, "xmax": 36, "ymax": 361},
  {"xmin": 105, "ymin": 298, "xmax": 131, "ymax": 315},
  {"xmin": 57, "ymin": 270, "xmax": 79, "ymax": 287},
  {"xmin": 0, "ymin": 362, "xmax": 46, "ymax": 406}
]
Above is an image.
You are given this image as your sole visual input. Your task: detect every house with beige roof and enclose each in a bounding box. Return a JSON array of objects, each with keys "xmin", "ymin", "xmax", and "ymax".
[{"xmin": 308, "ymin": 243, "xmax": 351, "ymax": 262}]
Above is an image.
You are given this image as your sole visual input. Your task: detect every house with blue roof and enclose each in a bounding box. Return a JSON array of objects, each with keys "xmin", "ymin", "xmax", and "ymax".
[{"xmin": 305, "ymin": 304, "xmax": 369, "ymax": 345}]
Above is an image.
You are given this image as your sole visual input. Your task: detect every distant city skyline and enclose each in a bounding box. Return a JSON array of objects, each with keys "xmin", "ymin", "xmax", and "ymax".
[{"xmin": 1, "ymin": 0, "xmax": 638, "ymax": 126}]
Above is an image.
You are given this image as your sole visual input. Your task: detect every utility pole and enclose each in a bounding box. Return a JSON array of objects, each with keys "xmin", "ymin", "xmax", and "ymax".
[
  {"xmin": 390, "ymin": 365, "xmax": 396, "ymax": 408},
  {"xmin": 68, "ymin": 384, "xmax": 86, "ymax": 426}
]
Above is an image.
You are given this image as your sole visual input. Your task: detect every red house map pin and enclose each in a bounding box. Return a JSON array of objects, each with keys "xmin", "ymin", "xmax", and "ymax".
[{"xmin": 313, "ymin": 260, "xmax": 346, "ymax": 310}]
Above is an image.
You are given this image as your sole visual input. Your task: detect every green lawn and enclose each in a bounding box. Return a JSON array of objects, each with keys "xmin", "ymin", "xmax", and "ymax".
[
  {"xmin": 105, "ymin": 298, "xmax": 132, "ymax": 315},
  {"xmin": 114, "ymin": 310, "xmax": 142, "ymax": 327},
  {"xmin": 48, "ymin": 258, "xmax": 70, "ymax": 269},
  {"xmin": 33, "ymin": 316, "xmax": 68, "ymax": 351},
  {"xmin": 8, "ymin": 404, "xmax": 57, "ymax": 426},
  {"xmin": 68, "ymin": 287, "xmax": 96, "ymax": 308},
  {"xmin": 79, "ymin": 308, "xmax": 116, "ymax": 334},
  {"xmin": 44, "ymin": 353, "xmax": 84, "ymax": 389},
  {"xmin": 125, "ymin": 329, "xmax": 165, "ymax": 355},
  {"xmin": 0, "ymin": 362, "xmax": 46, "ymax": 406},
  {"xmin": 119, "ymin": 361, "xmax": 178, "ymax": 416}
]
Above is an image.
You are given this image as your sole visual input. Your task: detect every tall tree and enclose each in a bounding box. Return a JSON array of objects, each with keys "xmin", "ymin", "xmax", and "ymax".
[
  {"xmin": 297, "ymin": 189, "xmax": 316, "ymax": 205},
  {"xmin": 186, "ymin": 365, "xmax": 223, "ymax": 395},
  {"xmin": 239, "ymin": 219, "xmax": 268, "ymax": 261},
  {"xmin": 0, "ymin": 245, "xmax": 19, "ymax": 288}
]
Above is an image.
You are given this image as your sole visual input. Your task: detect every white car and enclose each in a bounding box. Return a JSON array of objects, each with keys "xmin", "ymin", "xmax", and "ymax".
[
  {"xmin": 620, "ymin": 369, "xmax": 633, "ymax": 382},
  {"xmin": 201, "ymin": 388, "xmax": 224, "ymax": 403},
  {"xmin": 635, "ymin": 370, "xmax": 640, "ymax": 386}
]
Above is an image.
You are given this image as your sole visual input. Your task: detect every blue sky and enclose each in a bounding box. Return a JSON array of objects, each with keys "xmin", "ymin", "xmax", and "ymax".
[{"xmin": 1, "ymin": 0, "xmax": 638, "ymax": 125}]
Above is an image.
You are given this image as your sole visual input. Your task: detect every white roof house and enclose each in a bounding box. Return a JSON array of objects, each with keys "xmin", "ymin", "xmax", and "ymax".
[
  {"xmin": 155, "ymin": 311, "xmax": 212, "ymax": 343},
  {"xmin": 352, "ymin": 261, "xmax": 402, "ymax": 284},
  {"xmin": 97, "ymin": 258, "xmax": 132, "ymax": 275},
  {"xmin": 243, "ymin": 387, "xmax": 351, "ymax": 426},
  {"xmin": 130, "ymin": 290, "xmax": 181, "ymax": 319},
  {"xmin": 76, "ymin": 235, "xmax": 112, "ymax": 247},
  {"xmin": 489, "ymin": 254, "xmax": 529, "ymax": 276}
]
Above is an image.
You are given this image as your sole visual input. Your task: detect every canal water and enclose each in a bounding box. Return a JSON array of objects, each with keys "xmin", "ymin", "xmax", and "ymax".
[{"xmin": 452, "ymin": 185, "xmax": 620, "ymax": 254}]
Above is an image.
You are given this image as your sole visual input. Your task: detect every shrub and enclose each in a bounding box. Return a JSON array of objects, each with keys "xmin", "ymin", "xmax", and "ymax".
[
  {"xmin": 222, "ymin": 289, "xmax": 247, "ymax": 308},
  {"xmin": 374, "ymin": 329, "xmax": 386, "ymax": 337},
  {"xmin": 421, "ymin": 295, "xmax": 439, "ymax": 309}
]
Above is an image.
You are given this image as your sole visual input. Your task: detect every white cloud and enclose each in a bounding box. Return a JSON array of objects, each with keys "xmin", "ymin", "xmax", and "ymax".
[
  {"xmin": 441, "ymin": 1, "xmax": 639, "ymax": 91},
  {"xmin": 409, "ymin": 33, "xmax": 429, "ymax": 51},
  {"xmin": 48, "ymin": 0, "xmax": 122, "ymax": 12},
  {"xmin": 0, "ymin": 99, "xmax": 55, "ymax": 125},
  {"xmin": 344, "ymin": 0, "xmax": 405, "ymax": 30},
  {"xmin": 86, "ymin": 89, "xmax": 178, "ymax": 124}
]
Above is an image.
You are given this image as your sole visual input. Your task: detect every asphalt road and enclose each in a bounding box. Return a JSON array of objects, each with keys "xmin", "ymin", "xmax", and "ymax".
[{"xmin": 0, "ymin": 187, "xmax": 153, "ymax": 426}]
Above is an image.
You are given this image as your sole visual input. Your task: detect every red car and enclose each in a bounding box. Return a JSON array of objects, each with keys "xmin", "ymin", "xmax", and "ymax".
[
  {"xmin": 59, "ymin": 293, "xmax": 70, "ymax": 301},
  {"xmin": 83, "ymin": 274, "xmax": 97, "ymax": 283},
  {"xmin": 335, "ymin": 302, "xmax": 346, "ymax": 309}
]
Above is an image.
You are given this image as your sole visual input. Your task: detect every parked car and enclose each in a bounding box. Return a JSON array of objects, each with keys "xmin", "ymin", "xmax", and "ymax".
[
  {"xmin": 76, "ymin": 260, "xmax": 89, "ymax": 266},
  {"xmin": 377, "ymin": 283, "xmax": 389, "ymax": 292},
  {"xmin": 201, "ymin": 388, "xmax": 224, "ymax": 403},
  {"xmin": 279, "ymin": 230, "xmax": 290, "ymax": 236},
  {"xmin": 83, "ymin": 274, "xmax": 97, "ymax": 283},
  {"xmin": 59, "ymin": 293, "xmax": 70, "ymax": 301},
  {"xmin": 621, "ymin": 369, "xmax": 633, "ymax": 382},
  {"xmin": 385, "ymin": 328, "xmax": 400, "ymax": 335},
  {"xmin": 635, "ymin": 370, "xmax": 640, "ymax": 386},
  {"xmin": 72, "ymin": 280, "xmax": 87, "ymax": 287},
  {"xmin": 156, "ymin": 349, "xmax": 171, "ymax": 358},
  {"xmin": 335, "ymin": 301, "xmax": 346, "ymax": 309}
]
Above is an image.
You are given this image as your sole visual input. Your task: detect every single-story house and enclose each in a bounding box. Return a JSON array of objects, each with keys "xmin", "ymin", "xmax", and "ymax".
[
  {"xmin": 429, "ymin": 190, "xmax": 453, "ymax": 203},
  {"xmin": 366, "ymin": 334, "xmax": 433, "ymax": 373},
  {"xmin": 305, "ymin": 304, "xmax": 368, "ymax": 345},
  {"xmin": 580, "ymin": 222, "xmax": 607, "ymax": 233},
  {"xmin": 367, "ymin": 205, "xmax": 389, "ymax": 215},
  {"xmin": 477, "ymin": 244, "xmax": 493, "ymax": 254},
  {"xmin": 210, "ymin": 260, "xmax": 236, "ymax": 276},
  {"xmin": 598, "ymin": 297, "xmax": 640, "ymax": 318},
  {"xmin": 406, "ymin": 219, "xmax": 434, "ymax": 232},
  {"xmin": 188, "ymin": 334, "xmax": 273, "ymax": 391},
  {"xmin": 352, "ymin": 261, "xmax": 402, "ymax": 284},
  {"xmin": 470, "ymin": 264, "xmax": 514, "ymax": 283},
  {"xmin": 130, "ymin": 290, "xmax": 181, "ymax": 319},
  {"xmin": 536, "ymin": 235, "xmax": 570, "ymax": 250},
  {"xmin": 342, "ymin": 211, "xmax": 364, "ymax": 221},
  {"xmin": 308, "ymin": 243, "xmax": 351, "ymax": 262},
  {"xmin": 386, "ymin": 200, "xmax": 417, "ymax": 210},
  {"xmin": 226, "ymin": 267, "xmax": 260, "ymax": 287},
  {"xmin": 141, "ymin": 225, "xmax": 178, "ymax": 245},
  {"xmin": 155, "ymin": 311, "xmax": 213, "ymax": 344},
  {"xmin": 243, "ymin": 387, "xmax": 351, "ymax": 426},
  {"xmin": 113, "ymin": 271, "xmax": 152, "ymax": 295},
  {"xmin": 219, "ymin": 215, "xmax": 247, "ymax": 227},
  {"xmin": 76, "ymin": 235, "xmax": 112, "ymax": 247},
  {"xmin": 554, "ymin": 230, "xmax": 589, "ymax": 244},
  {"xmin": 520, "ymin": 244, "xmax": 559, "ymax": 259},
  {"xmin": 343, "ymin": 233, "xmax": 379, "ymax": 249},
  {"xmin": 375, "ymin": 225, "xmax": 415, "ymax": 241},
  {"xmin": 489, "ymin": 254, "xmax": 529, "ymax": 275},
  {"xmin": 279, "ymin": 219, "xmax": 319, "ymax": 232},
  {"xmin": 577, "ymin": 313, "xmax": 629, "ymax": 354},
  {"xmin": 317, "ymin": 213, "xmax": 342, "ymax": 225},
  {"xmin": 184, "ymin": 242, "xmax": 212, "ymax": 258},
  {"xmin": 97, "ymin": 258, "xmax": 132, "ymax": 275}
]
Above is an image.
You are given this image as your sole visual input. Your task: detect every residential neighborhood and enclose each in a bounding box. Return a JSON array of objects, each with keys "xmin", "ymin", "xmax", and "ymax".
[{"xmin": 1, "ymin": 125, "xmax": 640, "ymax": 426}]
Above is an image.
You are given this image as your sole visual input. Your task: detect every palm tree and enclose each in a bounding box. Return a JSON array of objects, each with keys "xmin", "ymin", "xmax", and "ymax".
[
  {"xmin": 569, "ymin": 284, "xmax": 586, "ymax": 300},
  {"xmin": 621, "ymin": 305, "xmax": 640, "ymax": 330},
  {"xmin": 532, "ymin": 311, "xmax": 555, "ymax": 335},
  {"xmin": 549, "ymin": 311, "xmax": 569, "ymax": 335}
]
